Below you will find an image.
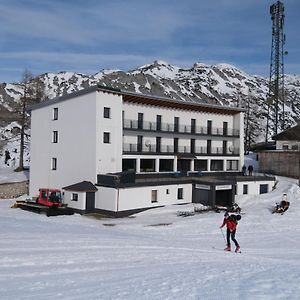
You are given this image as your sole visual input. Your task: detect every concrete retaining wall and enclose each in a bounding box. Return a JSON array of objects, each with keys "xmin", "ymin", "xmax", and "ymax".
[
  {"xmin": 258, "ymin": 151, "xmax": 300, "ymax": 178},
  {"xmin": 0, "ymin": 181, "xmax": 29, "ymax": 199}
]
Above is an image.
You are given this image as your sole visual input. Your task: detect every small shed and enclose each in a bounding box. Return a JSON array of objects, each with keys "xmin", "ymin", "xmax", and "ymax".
[{"xmin": 63, "ymin": 181, "xmax": 98, "ymax": 214}]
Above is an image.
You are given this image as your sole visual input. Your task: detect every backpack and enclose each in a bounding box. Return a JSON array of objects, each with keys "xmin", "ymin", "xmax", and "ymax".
[{"xmin": 229, "ymin": 214, "xmax": 241, "ymax": 223}]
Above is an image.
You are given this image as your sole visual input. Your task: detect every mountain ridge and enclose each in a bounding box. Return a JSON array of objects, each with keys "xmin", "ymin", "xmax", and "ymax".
[{"xmin": 0, "ymin": 60, "xmax": 300, "ymax": 168}]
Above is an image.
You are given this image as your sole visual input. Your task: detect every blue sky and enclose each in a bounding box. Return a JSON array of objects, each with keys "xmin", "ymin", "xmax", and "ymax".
[{"xmin": 0, "ymin": 0, "xmax": 299, "ymax": 83}]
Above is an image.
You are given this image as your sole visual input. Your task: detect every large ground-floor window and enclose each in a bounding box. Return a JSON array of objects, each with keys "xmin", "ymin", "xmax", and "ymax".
[
  {"xmin": 140, "ymin": 159, "xmax": 155, "ymax": 172},
  {"xmin": 210, "ymin": 160, "xmax": 223, "ymax": 171},
  {"xmin": 194, "ymin": 159, "xmax": 208, "ymax": 171},
  {"xmin": 122, "ymin": 159, "xmax": 136, "ymax": 172},
  {"xmin": 226, "ymin": 160, "xmax": 239, "ymax": 171},
  {"xmin": 159, "ymin": 159, "xmax": 173, "ymax": 172}
]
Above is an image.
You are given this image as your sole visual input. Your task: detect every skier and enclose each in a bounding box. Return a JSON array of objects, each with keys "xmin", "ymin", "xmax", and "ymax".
[{"xmin": 220, "ymin": 212, "xmax": 241, "ymax": 252}]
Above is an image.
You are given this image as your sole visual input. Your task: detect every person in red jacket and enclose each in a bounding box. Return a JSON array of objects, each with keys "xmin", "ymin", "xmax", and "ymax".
[{"xmin": 220, "ymin": 212, "xmax": 241, "ymax": 252}]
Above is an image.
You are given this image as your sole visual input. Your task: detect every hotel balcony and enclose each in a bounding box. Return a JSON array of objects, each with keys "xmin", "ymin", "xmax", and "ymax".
[
  {"xmin": 123, "ymin": 143, "xmax": 240, "ymax": 156},
  {"xmin": 123, "ymin": 119, "xmax": 240, "ymax": 137}
]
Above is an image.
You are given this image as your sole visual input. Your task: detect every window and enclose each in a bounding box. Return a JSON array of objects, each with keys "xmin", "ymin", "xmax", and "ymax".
[
  {"xmin": 227, "ymin": 160, "xmax": 239, "ymax": 171},
  {"xmin": 122, "ymin": 159, "xmax": 136, "ymax": 172},
  {"xmin": 191, "ymin": 139, "xmax": 195, "ymax": 153},
  {"xmin": 174, "ymin": 138, "xmax": 178, "ymax": 153},
  {"xmin": 52, "ymin": 131, "xmax": 58, "ymax": 143},
  {"xmin": 207, "ymin": 140, "xmax": 211, "ymax": 154},
  {"xmin": 291, "ymin": 145, "xmax": 299, "ymax": 150},
  {"xmin": 207, "ymin": 120, "xmax": 212, "ymax": 135},
  {"xmin": 151, "ymin": 190, "xmax": 158, "ymax": 203},
  {"xmin": 53, "ymin": 108, "xmax": 58, "ymax": 120},
  {"xmin": 166, "ymin": 189, "xmax": 170, "ymax": 194},
  {"xmin": 174, "ymin": 117, "xmax": 179, "ymax": 132},
  {"xmin": 104, "ymin": 107, "xmax": 110, "ymax": 118},
  {"xmin": 156, "ymin": 137, "xmax": 161, "ymax": 152},
  {"xmin": 103, "ymin": 132, "xmax": 110, "ymax": 143},
  {"xmin": 260, "ymin": 184, "xmax": 268, "ymax": 194},
  {"xmin": 191, "ymin": 119, "xmax": 196, "ymax": 134},
  {"xmin": 156, "ymin": 115, "xmax": 162, "ymax": 131},
  {"xmin": 137, "ymin": 135, "xmax": 143, "ymax": 152},
  {"xmin": 194, "ymin": 159, "xmax": 207, "ymax": 171},
  {"xmin": 282, "ymin": 144, "xmax": 289, "ymax": 150},
  {"xmin": 51, "ymin": 158, "xmax": 57, "ymax": 170},
  {"xmin": 72, "ymin": 193, "xmax": 78, "ymax": 201},
  {"xmin": 138, "ymin": 113, "xmax": 143, "ymax": 129},
  {"xmin": 140, "ymin": 159, "xmax": 155, "ymax": 172},
  {"xmin": 223, "ymin": 141, "xmax": 227, "ymax": 154},
  {"xmin": 177, "ymin": 188, "xmax": 183, "ymax": 200},
  {"xmin": 243, "ymin": 184, "xmax": 248, "ymax": 195},
  {"xmin": 223, "ymin": 122, "xmax": 228, "ymax": 135},
  {"xmin": 159, "ymin": 159, "xmax": 173, "ymax": 172},
  {"xmin": 210, "ymin": 160, "xmax": 223, "ymax": 171}
]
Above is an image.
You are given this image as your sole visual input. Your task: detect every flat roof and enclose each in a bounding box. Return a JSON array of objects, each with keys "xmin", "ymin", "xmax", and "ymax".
[{"xmin": 30, "ymin": 84, "xmax": 245, "ymax": 115}]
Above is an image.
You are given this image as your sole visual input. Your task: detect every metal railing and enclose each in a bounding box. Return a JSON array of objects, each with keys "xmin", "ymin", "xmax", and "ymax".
[
  {"xmin": 123, "ymin": 143, "xmax": 240, "ymax": 155},
  {"xmin": 123, "ymin": 119, "xmax": 239, "ymax": 136}
]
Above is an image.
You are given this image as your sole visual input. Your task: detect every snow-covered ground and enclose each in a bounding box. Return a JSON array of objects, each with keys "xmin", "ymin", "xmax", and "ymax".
[
  {"xmin": 0, "ymin": 175, "xmax": 300, "ymax": 299},
  {"xmin": 0, "ymin": 167, "xmax": 29, "ymax": 184}
]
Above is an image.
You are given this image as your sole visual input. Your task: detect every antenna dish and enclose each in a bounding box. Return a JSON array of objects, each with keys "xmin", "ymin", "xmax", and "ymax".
[{"xmin": 228, "ymin": 145, "xmax": 235, "ymax": 152}]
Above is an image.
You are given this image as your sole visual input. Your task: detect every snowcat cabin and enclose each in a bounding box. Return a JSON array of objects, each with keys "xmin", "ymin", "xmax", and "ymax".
[{"xmin": 37, "ymin": 188, "xmax": 62, "ymax": 207}]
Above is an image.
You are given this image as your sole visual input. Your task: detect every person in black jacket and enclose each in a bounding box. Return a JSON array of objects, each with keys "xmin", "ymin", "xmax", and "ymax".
[{"xmin": 247, "ymin": 165, "xmax": 253, "ymax": 176}]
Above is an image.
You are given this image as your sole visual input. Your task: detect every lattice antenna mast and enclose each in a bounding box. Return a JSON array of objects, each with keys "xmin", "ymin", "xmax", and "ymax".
[{"xmin": 266, "ymin": 1, "xmax": 286, "ymax": 141}]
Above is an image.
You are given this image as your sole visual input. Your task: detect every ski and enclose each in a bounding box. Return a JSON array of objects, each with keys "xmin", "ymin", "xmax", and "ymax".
[{"xmin": 212, "ymin": 246, "xmax": 242, "ymax": 253}]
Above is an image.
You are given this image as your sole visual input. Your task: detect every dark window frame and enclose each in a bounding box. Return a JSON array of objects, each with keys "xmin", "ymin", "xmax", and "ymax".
[
  {"xmin": 104, "ymin": 107, "xmax": 111, "ymax": 118},
  {"xmin": 52, "ymin": 131, "xmax": 58, "ymax": 143},
  {"xmin": 103, "ymin": 132, "xmax": 110, "ymax": 144},
  {"xmin": 177, "ymin": 188, "xmax": 183, "ymax": 200},
  {"xmin": 72, "ymin": 193, "xmax": 78, "ymax": 201},
  {"xmin": 52, "ymin": 158, "xmax": 57, "ymax": 170},
  {"xmin": 53, "ymin": 108, "xmax": 58, "ymax": 120}
]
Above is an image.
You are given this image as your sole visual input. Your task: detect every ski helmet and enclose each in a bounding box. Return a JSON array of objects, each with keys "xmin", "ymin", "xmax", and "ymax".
[{"xmin": 236, "ymin": 215, "xmax": 241, "ymax": 221}]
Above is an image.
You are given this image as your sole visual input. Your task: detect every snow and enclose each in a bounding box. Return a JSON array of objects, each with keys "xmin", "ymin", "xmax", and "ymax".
[
  {"xmin": 0, "ymin": 165, "xmax": 300, "ymax": 299},
  {"xmin": 0, "ymin": 167, "xmax": 29, "ymax": 184}
]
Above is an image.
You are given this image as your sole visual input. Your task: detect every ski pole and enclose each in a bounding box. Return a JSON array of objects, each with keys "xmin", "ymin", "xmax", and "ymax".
[{"xmin": 220, "ymin": 228, "xmax": 226, "ymax": 244}]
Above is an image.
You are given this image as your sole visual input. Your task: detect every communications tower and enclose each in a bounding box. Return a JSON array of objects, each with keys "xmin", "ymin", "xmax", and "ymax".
[{"xmin": 266, "ymin": 1, "xmax": 286, "ymax": 141}]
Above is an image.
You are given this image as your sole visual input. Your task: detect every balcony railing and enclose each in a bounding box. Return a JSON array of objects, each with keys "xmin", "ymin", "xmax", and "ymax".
[
  {"xmin": 123, "ymin": 119, "xmax": 239, "ymax": 136},
  {"xmin": 123, "ymin": 143, "xmax": 240, "ymax": 155}
]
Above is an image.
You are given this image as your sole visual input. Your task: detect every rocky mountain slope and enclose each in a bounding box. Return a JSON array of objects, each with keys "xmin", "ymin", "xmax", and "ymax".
[{"xmin": 1, "ymin": 60, "xmax": 300, "ymax": 168}]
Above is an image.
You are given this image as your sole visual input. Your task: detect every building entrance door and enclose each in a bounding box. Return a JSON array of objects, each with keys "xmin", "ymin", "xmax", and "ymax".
[{"xmin": 86, "ymin": 192, "xmax": 95, "ymax": 213}]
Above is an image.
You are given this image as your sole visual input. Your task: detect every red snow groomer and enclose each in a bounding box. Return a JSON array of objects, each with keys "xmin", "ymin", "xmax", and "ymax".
[
  {"xmin": 35, "ymin": 188, "xmax": 62, "ymax": 207},
  {"xmin": 13, "ymin": 188, "xmax": 74, "ymax": 216}
]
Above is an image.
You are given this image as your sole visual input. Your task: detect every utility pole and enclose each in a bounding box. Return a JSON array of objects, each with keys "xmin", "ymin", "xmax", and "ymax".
[{"xmin": 266, "ymin": 1, "xmax": 287, "ymax": 141}]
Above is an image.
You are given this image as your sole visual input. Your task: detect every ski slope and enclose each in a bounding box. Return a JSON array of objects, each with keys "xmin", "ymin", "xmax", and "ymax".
[{"xmin": 0, "ymin": 176, "xmax": 300, "ymax": 300}]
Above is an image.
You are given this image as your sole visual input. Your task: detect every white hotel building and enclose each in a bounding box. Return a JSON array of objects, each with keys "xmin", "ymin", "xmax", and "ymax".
[{"xmin": 29, "ymin": 85, "xmax": 275, "ymax": 216}]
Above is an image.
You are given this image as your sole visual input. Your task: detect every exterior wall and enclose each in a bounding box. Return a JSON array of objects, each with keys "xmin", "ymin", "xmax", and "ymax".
[
  {"xmin": 96, "ymin": 184, "xmax": 192, "ymax": 212},
  {"xmin": 276, "ymin": 140, "xmax": 300, "ymax": 150},
  {"xmin": 122, "ymin": 101, "xmax": 243, "ymax": 173},
  {"xmin": 258, "ymin": 151, "xmax": 300, "ymax": 178},
  {"xmin": 29, "ymin": 92, "xmax": 98, "ymax": 196},
  {"xmin": 95, "ymin": 187, "xmax": 118, "ymax": 211},
  {"xmin": 234, "ymin": 112, "xmax": 244, "ymax": 167},
  {"xmin": 63, "ymin": 191, "xmax": 86, "ymax": 210},
  {"xmin": 96, "ymin": 91, "xmax": 123, "ymax": 174},
  {"xmin": 236, "ymin": 180, "xmax": 275, "ymax": 196}
]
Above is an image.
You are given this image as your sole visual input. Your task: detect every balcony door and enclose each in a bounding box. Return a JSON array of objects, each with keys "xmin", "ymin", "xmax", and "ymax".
[{"xmin": 138, "ymin": 113, "xmax": 143, "ymax": 129}]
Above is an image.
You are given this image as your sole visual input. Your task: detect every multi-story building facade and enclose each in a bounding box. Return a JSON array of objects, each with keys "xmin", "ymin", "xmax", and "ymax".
[{"xmin": 29, "ymin": 85, "xmax": 275, "ymax": 215}]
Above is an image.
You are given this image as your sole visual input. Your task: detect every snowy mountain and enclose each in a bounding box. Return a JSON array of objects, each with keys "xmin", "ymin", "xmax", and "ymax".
[{"xmin": 1, "ymin": 60, "xmax": 300, "ymax": 167}]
